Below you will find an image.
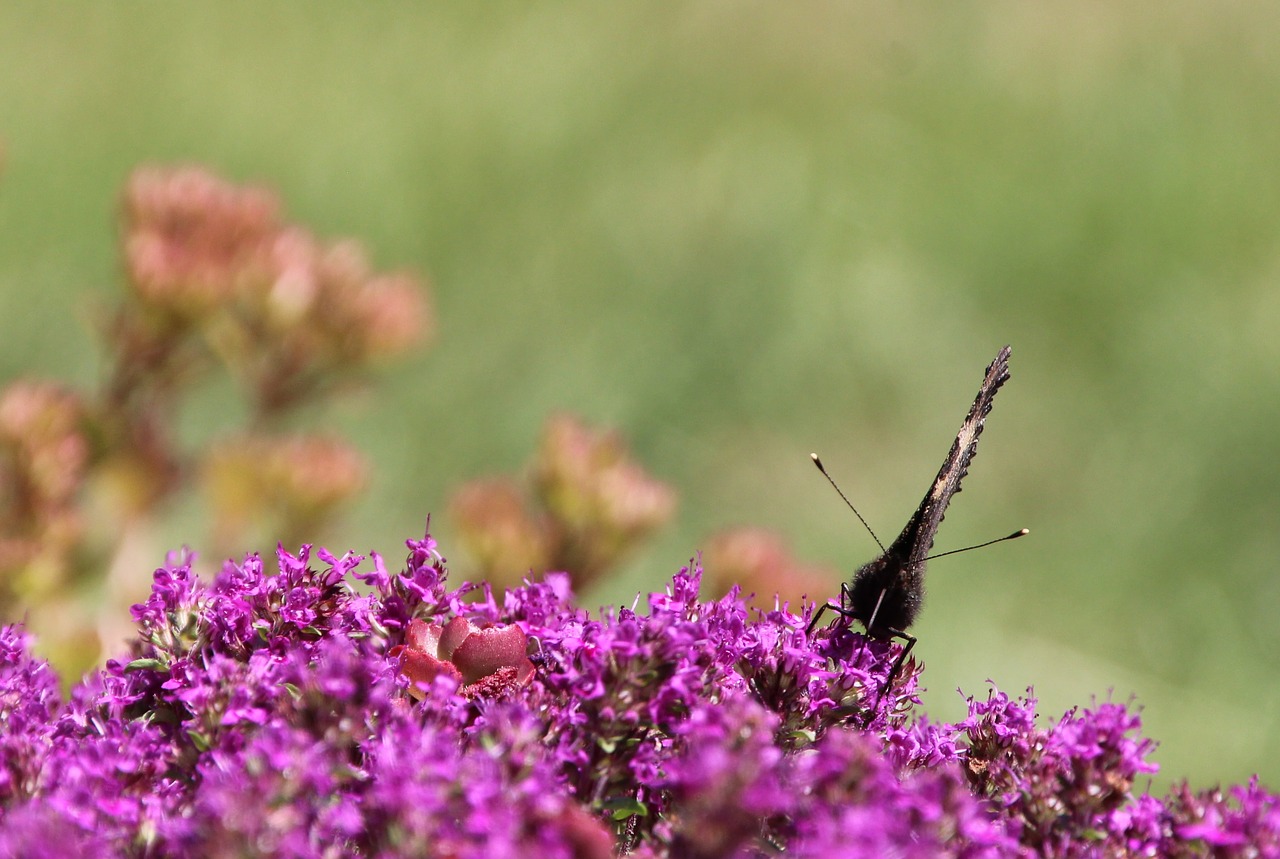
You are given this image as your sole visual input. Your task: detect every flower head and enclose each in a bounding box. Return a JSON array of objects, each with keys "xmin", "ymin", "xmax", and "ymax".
[{"xmin": 0, "ymin": 526, "xmax": 1275, "ymax": 857}]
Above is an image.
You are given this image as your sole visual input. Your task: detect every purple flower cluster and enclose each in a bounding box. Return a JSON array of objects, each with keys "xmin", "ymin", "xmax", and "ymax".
[{"xmin": 0, "ymin": 530, "xmax": 1276, "ymax": 857}]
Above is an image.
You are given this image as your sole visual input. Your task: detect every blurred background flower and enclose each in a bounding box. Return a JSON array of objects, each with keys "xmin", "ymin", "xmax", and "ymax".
[
  {"xmin": 0, "ymin": 4, "xmax": 1277, "ymax": 791},
  {"xmin": 0, "ymin": 164, "xmax": 431, "ymax": 674},
  {"xmin": 700, "ymin": 527, "xmax": 840, "ymax": 614},
  {"xmin": 450, "ymin": 413, "xmax": 675, "ymax": 590}
]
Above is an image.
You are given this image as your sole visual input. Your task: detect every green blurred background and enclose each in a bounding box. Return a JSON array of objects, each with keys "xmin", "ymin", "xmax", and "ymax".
[{"xmin": 2, "ymin": 4, "xmax": 1278, "ymax": 792}]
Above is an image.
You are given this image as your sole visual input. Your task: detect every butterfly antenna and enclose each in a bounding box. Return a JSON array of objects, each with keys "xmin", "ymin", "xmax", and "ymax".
[
  {"xmin": 923, "ymin": 528, "xmax": 1028, "ymax": 562},
  {"xmin": 810, "ymin": 453, "xmax": 885, "ymax": 553}
]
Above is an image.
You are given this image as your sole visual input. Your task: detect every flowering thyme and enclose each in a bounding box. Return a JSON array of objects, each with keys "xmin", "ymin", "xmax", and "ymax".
[{"xmin": 0, "ymin": 529, "xmax": 1275, "ymax": 857}]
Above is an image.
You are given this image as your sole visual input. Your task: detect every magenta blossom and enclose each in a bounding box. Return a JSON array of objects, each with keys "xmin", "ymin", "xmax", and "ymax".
[
  {"xmin": 0, "ymin": 530, "xmax": 1276, "ymax": 857},
  {"xmin": 389, "ymin": 616, "xmax": 536, "ymax": 699}
]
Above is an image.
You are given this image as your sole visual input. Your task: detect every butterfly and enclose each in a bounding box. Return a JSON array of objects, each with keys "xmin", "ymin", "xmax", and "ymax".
[{"xmin": 810, "ymin": 345, "xmax": 1027, "ymax": 700}]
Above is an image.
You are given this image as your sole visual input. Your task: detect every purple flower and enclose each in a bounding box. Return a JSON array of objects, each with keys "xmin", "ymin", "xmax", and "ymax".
[
  {"xmin": 783, "ymin": 728, "xmax": 1020, "ymax": 858},
  {"xmin": 0, "ymin": 626, "xmax": 59, "ymax": 806},
  {"xmin": 1166, "ymin": 777, "xmax": 1280, "ymax": 855},
  {"xmin": 652, "ymin": 694, "xmax": 789, "ymax": 856},
  {"xmin": 954, "ymin": 687, "xmax": 1171, "ymax": 854},
  {"xmin": 129, "ymin": 548, "xmax": 202, "ymax": 633},
  {"xmin": 0, "ymin": 525, "xmax": 1276, "ymax": 857}
]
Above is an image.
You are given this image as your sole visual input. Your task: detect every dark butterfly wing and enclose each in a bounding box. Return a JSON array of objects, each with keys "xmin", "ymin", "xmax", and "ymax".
[
  {"xmin": 894, "ymin": 344, "xmax": 1011, "ymax": 565},
  {"xmin": 847, "ymin": 346, "xmax": 1011, "ymax": 635}
]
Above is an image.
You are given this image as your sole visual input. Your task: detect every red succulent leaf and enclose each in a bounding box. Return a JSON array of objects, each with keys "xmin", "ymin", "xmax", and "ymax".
[
  {"xmin": 403, "ymin": 618, "xmax": 442, "ymax": 654},
  {"xmin": 392, "ymin": 647, "xmax": 462, "ymax": 700},
  {"xmin": 392, "ymin": 615, "xmax": 536, "ymax": 699},
  {"xmin": 451, "ymin": 623, "xmax": 534, "ymax": 685},
  {"xmin": 437, "ymin": 616, "xmax": 475, "ymax": 661}
]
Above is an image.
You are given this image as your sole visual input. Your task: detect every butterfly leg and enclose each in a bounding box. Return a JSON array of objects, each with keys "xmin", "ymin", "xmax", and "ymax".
[
  {"xmin": 805, "ymin": 584, "xmax": 892, "ymax": 697},
  {"xmin": 810, "ymin": 585, "xmax": 905, "ymax": 724},
  {"xmin": 805, "ymin": 602, "xmax": 836, "ymax": 635},
  {"xmin": 770, "ymin": 585, "xmax": 847, "ymax": 705},
  {"xmin": 806, "ymin": 581, "xmax": 860, "ymax": 635},
  {"xmin": 839, "ymin": 587, "xmax": 884, "ymax": 698},
  {"xmin": 863, "ymin": 627, "xmax": 916, "ymax": 725},
  {"xmin": 771, "ymin": 584, "xmax": 857, "ymax": 706},
  {"xmin": 839, "ymin": 587, "xmax": 917, "ymax": 725}
]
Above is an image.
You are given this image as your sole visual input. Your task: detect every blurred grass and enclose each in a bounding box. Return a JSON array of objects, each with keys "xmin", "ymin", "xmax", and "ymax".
[{"xmin": 2, "ymin": 3, "xmax": 1279, "ymax": 792}]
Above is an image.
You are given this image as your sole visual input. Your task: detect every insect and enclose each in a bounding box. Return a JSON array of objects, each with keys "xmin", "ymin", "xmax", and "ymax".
[{"xmin": 810, "ymin": 345, "xmax": 1027, "ymax": 708}]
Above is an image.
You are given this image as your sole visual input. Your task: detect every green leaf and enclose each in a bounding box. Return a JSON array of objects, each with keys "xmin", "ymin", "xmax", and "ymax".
[
  {"xmin": 125, "ymin": 658, "xmax": 167, "ymax": 672},
  {"xmin": 603, "ymin": 797, "xmax": 648, "ymax": 820}
]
